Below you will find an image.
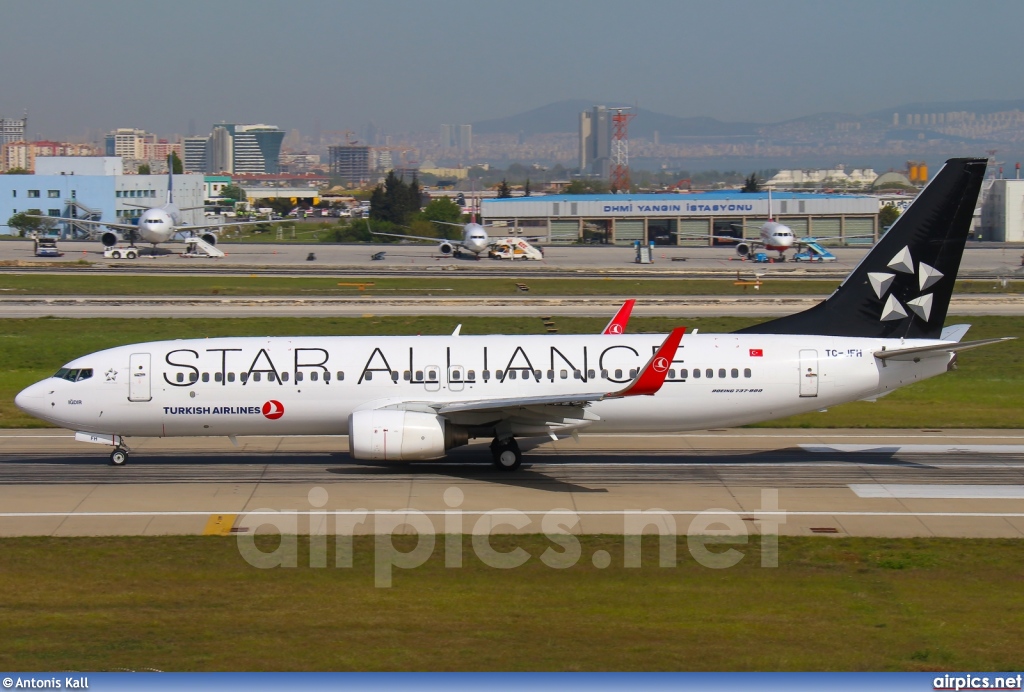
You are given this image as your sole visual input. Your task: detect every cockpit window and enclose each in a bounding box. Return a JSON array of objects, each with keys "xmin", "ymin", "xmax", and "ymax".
[{"xmin": 54, "ymin": 368, "xmax": 93, "ymax": 382}]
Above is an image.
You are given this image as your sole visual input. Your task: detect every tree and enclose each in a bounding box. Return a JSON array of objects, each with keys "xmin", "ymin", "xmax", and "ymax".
[
  {"xmin": 4, "ymin": 167, "xmax": 29, "ymax": 175},
  {"xmin": 565, "ymin": 179, "xmax": 609, "ymax": 195},
  {"xmin": 8, "ymin": 210, "xmax": 56, "ymax": 237},
  {"xmin": 421, "ymin": 196, "xmax": 463, "ymax": 237},
  {"xmin": 496, "ymin": 178, "xmax": 512, "ymax": 198},
  {"xmin": 219, "ymin": 183, "xmax": 245, "ymax": 202},
  {"xmin": 741, "ymin": 173, "xmax": 760, "ymax": 193},
  {"xmin": 523, "ymin": 179, "xmax": 531, "ymax": 197},
  {"xmin": 138, "ymin": 163, "xmax": 151, "ymax": 175},
  {"xmin": 371, "ymin": 170, "xmax": 422, "ymax": 225},
  {"xmin": 170, "ymin": 151, "xmax": 183, "ymax": 174},
  {"xmin": 879, "ymin": 204, "xmax": 901, "ymax": 232}
]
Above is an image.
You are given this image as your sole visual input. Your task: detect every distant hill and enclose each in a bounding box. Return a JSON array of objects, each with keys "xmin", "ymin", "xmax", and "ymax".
[{"xmin": 472, "ymin": 99, "xmax": 758, "ymax": 138}]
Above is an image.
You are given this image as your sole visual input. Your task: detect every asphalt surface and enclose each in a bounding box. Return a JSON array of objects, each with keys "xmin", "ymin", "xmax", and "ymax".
[{"xmin": 3, "ymin": 429, "xmax": 1024, "ymax": 538}]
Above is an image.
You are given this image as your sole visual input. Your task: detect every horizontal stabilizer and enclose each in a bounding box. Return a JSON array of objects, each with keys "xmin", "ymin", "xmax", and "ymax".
[{"xmin": 873, "ymin": 336, "xmax": 1015, "ymax": 361}]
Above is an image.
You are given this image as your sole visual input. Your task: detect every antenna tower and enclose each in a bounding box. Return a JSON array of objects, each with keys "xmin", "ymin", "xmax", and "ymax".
[{"xmin": 610, "ymin": 107, "xmax": 636, "ymax": 192}]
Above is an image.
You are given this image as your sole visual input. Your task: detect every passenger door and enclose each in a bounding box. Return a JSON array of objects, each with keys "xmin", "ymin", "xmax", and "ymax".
[{"xmin": 128, "ymin": 353, "xmax": 152, "ymax": 402}]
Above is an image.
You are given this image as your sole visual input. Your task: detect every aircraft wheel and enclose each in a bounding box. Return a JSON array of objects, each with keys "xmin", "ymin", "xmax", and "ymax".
[
  {"xmin": 110, "ymin": 449, "xmax": 128, "ymax": 466},
  {"xmin": 491, "ymin": 439, "xmax": 522, "ymax": 471}
]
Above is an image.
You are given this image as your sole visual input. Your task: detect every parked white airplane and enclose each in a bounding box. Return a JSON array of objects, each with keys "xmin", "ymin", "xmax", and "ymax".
[
  {"xmin": 32, "ymin": 164, "xmax": 281, "ymax": 249},
  {"xmin": 371, "ymin": 218, "xmax": 493, "ymax": 258},
  {"xmin": 15, "ymin": 159, "xmax": 1013, "ymax": 470}
]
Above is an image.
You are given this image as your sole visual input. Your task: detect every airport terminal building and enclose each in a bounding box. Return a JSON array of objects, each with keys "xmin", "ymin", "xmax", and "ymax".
[{"xmin": 481, "ymin": 192, "xmax": 880, "ymax": 246}]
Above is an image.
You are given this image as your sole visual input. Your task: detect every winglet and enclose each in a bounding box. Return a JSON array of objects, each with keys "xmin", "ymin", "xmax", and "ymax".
[
  {"xmin": 602, "ymin": 299, "xmax": 636, "ymax": 335},
  {"xmin": 608, "ymin": 328, "xmax": 685, "ymax": 398}
]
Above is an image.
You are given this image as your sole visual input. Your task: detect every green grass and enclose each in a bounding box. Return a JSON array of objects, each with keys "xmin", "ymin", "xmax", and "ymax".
[
  {"xmin": 1, "ymin": 535, "xmax": 1023, "ymax": 671},
  {"xmin": 2, "ymin": 315, "xmax": 1022, "ymax": 428},
  {"xmin": 0, "ymin": 273, "xmax": 1021, "ymax": 296}
]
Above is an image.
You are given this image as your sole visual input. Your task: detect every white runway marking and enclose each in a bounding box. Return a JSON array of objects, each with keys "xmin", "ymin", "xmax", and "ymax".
[
  {"xmin": 850, "ymin": 484, "xmax": 1024, "ymax": 499},
  {"xmin": 5, "ymin": 510, "xmax": 1024, "ymax": 518},
  {"xmin": 805, "ymin": 444, "xmax": 1024, "ymax": 454}
]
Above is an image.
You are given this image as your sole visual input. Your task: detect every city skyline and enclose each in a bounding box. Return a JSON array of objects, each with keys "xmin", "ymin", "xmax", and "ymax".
[{"xmin": 2, "ymin": 0, "xmax": 1022, "ymax": 142}]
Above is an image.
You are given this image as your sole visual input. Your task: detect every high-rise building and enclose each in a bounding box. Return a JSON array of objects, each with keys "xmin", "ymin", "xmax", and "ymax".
[
  {"xmin": 579, "ymin": 106, "xmax": 611, "ymax": 177},
  {"xmin": 440, "ymin": 124, "xmax": 472, "ymax": 151},
  {"xmin": 0, "ymin": 115, "xmax": 27, "ymax": 147},
  {"xmin": 329, "ymin": 145, "xmax": 371, "ymax": 183},
  {"xmin": 105, "ymin": 128, "xmax": 154, "ymax": 160},
  {"xmin": 183, "ymin": 136, "xmax": 208, "ymax": 174},
  {"xmin": 205, "ymin": 124, "xmax": 285, "ymax": 174}
]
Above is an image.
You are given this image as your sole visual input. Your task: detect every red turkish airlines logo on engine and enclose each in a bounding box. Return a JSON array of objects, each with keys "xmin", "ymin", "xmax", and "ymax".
[
  {"xmin": 608, "ymin": 324, "xmax": 624, "ymax": 334},
  {"xmin": 652, "ymin": 357, "xmax": 670, "ymax": 373},
  {"xmin": 262, "ymin": 400, "xmax": 284, "ymax": 420}
]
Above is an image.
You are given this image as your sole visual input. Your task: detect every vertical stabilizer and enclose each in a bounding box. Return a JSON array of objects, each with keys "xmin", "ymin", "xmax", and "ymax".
[
  {"xmin": 736, "ymin": 158, "xmax": 987, "ymax": 339},
  {"xmin": 166, "ymin": 154, "xmax": 174, "ymax": 205}
]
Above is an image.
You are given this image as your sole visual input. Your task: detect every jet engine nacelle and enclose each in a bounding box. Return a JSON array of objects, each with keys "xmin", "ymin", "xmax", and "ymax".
[
  {"xmin": 101, "ymin": 232, "xmax": 119, "ymax": 248},
  {"xmin": 735, "ymin": 242, "xmax": 751, "ymax": 258},
  {"xmin": 348, "ymin": 409, "xmax": 468, "ymax": 461},
  {"xmin": 201, "ymin": 233, "xmax": 217, "ymax": 246},
  {"xmin": 438, "ymin": 241, "xmax": 454, "ymax": 255}
]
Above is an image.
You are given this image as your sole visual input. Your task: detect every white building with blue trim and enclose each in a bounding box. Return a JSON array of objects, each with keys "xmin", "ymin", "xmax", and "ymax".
[{"xmin": 482, "ymin": 192, "xmax": 880, "ymax": 245}]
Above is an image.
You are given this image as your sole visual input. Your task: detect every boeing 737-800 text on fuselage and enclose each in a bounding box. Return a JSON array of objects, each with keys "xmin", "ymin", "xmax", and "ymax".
[{"xmin": 15, "ymin": 159, "xmax": 1013, "ymax": 469}]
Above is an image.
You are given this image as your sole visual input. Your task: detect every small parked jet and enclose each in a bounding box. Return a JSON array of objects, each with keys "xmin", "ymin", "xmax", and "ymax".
[{"xmin": 15, "ymin": 159, "xmax": 1012, "ymax": 470}]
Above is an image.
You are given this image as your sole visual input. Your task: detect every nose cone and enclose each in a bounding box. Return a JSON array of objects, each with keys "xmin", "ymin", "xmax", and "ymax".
[{"xmin": 15, "ymin": 381, "xmax": 48, "ymax": 419}]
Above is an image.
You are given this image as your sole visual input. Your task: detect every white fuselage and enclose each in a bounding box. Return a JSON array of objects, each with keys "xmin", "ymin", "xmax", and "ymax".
[
  {"xmin": 760, "ymin": 221, "xmax": 795, "ymax": 253},
  {"xmin": 458, "ymin": 222, "xmax": 489, "ymax": 255},
  {"xmin": 15, "ymin": 333, "xmax": 951, "ymax": 441},
  {"xmin": 135, "ymin": 204, "xmax": 183, "ymax": 244}
]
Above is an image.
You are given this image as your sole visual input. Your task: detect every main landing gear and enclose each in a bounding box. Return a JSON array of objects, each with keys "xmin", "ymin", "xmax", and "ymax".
[
  {"xmin": 490, "ymin": 437, "xmax": 522, "ymax": 471},
  {"xmin": 109, "ymin": 446, "xmax": 129, "ymax": 466}
]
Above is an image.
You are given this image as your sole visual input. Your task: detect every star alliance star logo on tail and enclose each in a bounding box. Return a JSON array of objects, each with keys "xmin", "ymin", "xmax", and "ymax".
[{"xmin": 867, "ymin": 245, "xmax": 943, "ymax": 323}]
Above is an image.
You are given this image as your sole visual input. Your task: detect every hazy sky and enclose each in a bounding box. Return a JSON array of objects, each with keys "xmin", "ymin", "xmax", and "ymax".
[{"xmin": 2, "ymin": 0, "xmax": 1022, "ymax": 140}]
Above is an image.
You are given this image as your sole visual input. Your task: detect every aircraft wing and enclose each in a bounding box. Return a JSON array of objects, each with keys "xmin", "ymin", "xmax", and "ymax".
[
  {"xmin": 678, "ymin": 233, "xmax": 759, "ymax": 245},
  {"xmin": 178, "ymin": 218, "xmax": 292, "ymax": 232},
  {"xmin": 873, "ymin": 337, "xmax": 1015, "ymax": 361},
  {"xmin": 424, "ymin": 328, "xmax": 684, "ymax": 417},
  {"xmin": 25, "ymin": 215, "xmax": 139, "ymax": 232},
  {"xmin": 602, "ymin": 299, "xmax": 636, "ymax": 335},
  {"xmin": 371, "ymin": 231, "xmax": 455, "ymax": 245}
]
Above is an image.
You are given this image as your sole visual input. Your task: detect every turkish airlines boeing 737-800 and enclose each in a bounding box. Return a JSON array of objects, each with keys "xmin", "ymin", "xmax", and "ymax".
[{"xmin": 15, "ymin": 158, "xmax": 1013, "ymax": 469}]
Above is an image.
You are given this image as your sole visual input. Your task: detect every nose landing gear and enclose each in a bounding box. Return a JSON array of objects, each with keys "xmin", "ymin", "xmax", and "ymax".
[{"xmin": 109, "ymin": 445, "xmax": 130, "ymax": 466}]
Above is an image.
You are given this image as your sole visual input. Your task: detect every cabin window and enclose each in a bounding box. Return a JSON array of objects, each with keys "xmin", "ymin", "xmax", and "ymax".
[
  {"xmin": 560, "ymin": 369, "xmax": 568, "ymax": 380},
  {"xmin": 533, "ymin": 369, "xmax": 541, "ymax": 380},
  {"xmin": 404, "ymin": 371, "xmax": 412, "ymax": 381},
  {"xmin": 311, "ymin": 371, "xmax": 319, "ymax": 382},
  {"xmin": 337, "ymin": 371, "xmax": 344, "ymax": 381},
  {"xmin": 415, "ymin": 371, "xmax": 423, "ymax": 382},
  {"xmin": 496, "ymin": 370, "xmax": 504, "ymax": 380},
  {"xmin": 240, "ymin": 373, "xmax": 248, "ymax": 383},
  {"xmin": 482, "ymin": 370, "xmax": 490, "ymax": 381},
  {"xmin": 452, "ymin": 370, "xmax": 461, "ymax": 380},
  {"xmin": 629, "ymin": 369, "xmax": 637, "ymax": 378},
  {"xmin": 427, "ymin": 370, "xmax": 438, "ymax": 382},
  {"xmin": 467, "ymin": 370, "xmax": 475, "ymax": 381},
  {"xmin": 615, "ymin": 369, "xmax": 622, "ymax": 379},
  {"xmin": 176, "ymin": 373, "xmax": 184, "ymax": 383},
  {"xmin": 508, "ymin": 370, "xmax": 517, "ymax": 380},
  {"xmin": 680, "ymin": 369, "xmax": 688, "ymax": 378},
  {"xmin": 744, "ymin": 368, "xmax": 752, "ymax": 378},
  {"xmin": 706, "ymin": 369, "xmax": 713, "ymax": 378},
  {"xmin": 324, "ymin": 372, "xmax": 331, "ymax": 383},
  {"xmin": 668, "ymin": 369, "xmax": 675, "ymax": 379},
  {"xmin": 719, "ymin": 369, "xmax": 726, "ymax": 379},
  {"xmin": 731, "ymin": 368, "xmax": 739, "ymax": 378},
  {"xmin": 214, "ymin": 372, "xmax": 223, "ymax": 383},
  {"xmin": 281, "ymin": 372, "xmax": 289, "ymax": 382},
  {"xmin": 391, "ymin": 371, "xmax": 398, "ymax": 382},
  {"xmin": 252, "ymin": 372, "xmax": 261, "ymax": 382},
  {"xmin": 295, "ymin": 372, "xmax": 303, "ymax": 382},
  {"xmin": 587, "ymin": 369, "xmax": 595, "ymax": 379},
  {"xmin": 601, "ymin": 369, "xmax": 608, "ymax": 378},
  {"xmin": 228, "ymin": 372, "xmax": 236, "ymax": 382},
  {"xmin": 573, "ymin": 369, "xmax": 581, "ymax": 380},
  {"xmin": 693, "ymin": 369, "xmax": 700, "ymax": 379}
]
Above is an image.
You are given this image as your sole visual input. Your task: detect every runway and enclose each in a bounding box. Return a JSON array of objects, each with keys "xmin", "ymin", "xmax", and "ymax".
[{"xmin": 2, "ymin": 428, "xmax": 1024, "ymax": 538}]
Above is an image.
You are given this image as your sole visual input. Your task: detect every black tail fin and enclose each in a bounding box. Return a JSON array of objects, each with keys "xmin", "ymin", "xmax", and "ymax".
[{"xmin": 736, "ymin": 157, "xmax": 987, "ymax": 339}]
